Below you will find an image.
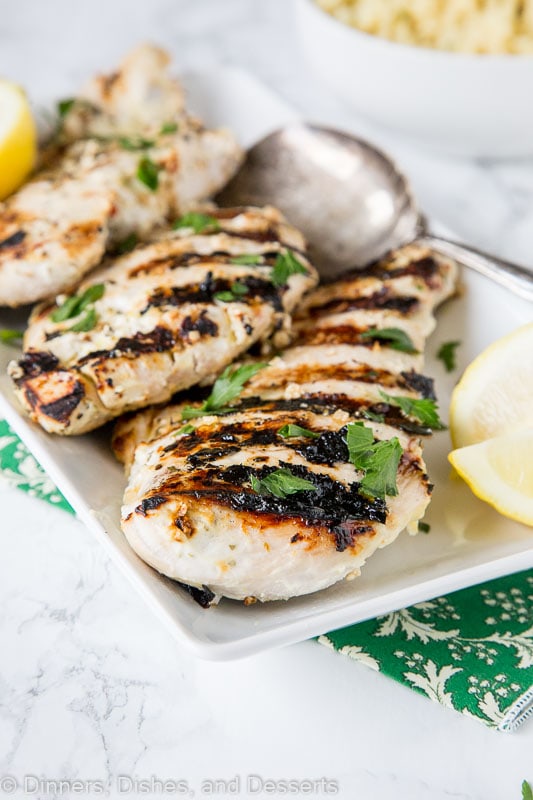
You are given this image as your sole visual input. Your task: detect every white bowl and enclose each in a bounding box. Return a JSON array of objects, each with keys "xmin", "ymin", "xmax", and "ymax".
[{"xmin": 295, "ymin": 0, "xmax": 533, "ymax": 157}]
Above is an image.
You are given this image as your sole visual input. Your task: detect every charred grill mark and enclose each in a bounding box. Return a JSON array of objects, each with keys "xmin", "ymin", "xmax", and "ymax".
[
  {"xmin": 305, "ymin": 288, "xmax": 420, "ymax": 318},
  {"xmin": 39, "ymin": 381, "xmax": 85, "ymax": 422},
  {"xmin": 78, "ymin": 326, "xmax": 175, "ymax": 364},
  {"xmin": 231, "ymin": 395, "xmax": 434, "ymax": 436},
  {"xmin": 143, "ymin": 272, "xmax": 282, "ymax": 313},
  {"xmin": 180, "ymin": 311, "xmax": 219, "ymax": 338},
  {"xmin": 0, "ymin": 230, "xmax": 26, "ymax": 250},
  {"xmin": 135, "ymin": 495, "xmax": 168, "ymax": 516},
  {"xmin": 343, "ymin": 255, "xmax": 440, "ymax": 285},
  {"xmin": 333, "ymin": 522, "xmax": 374, "ymax": 552},
  {"xmin": 293, "ymin": 324, "xmax": 371, "ymax": 347},
  {"xmin": 129, "ymin": 250, "xmax": 276, "ymax": 277},
  {"xmin": 251, "ymin": 363, "xmax": 410, "ymax": 391},
  {"xmin": 400, "ymin": 371, "xmax": 436, "ymax": 400},
  {"xmin": 14, "ymin": 350, "xmax": 60, "ymax": 381},
  {"xmin": 162, "ymin": 461, "xmax": 387, "ymax": 540},
  {"xmin": 178, "ymin": 582, "xmax": 216, "ymax": 608}
]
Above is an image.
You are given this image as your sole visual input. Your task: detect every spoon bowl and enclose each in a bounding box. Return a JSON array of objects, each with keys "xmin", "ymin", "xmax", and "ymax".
[{"xmin": 218, "ymin": 123, "xmax": 533, "ymax": 300}]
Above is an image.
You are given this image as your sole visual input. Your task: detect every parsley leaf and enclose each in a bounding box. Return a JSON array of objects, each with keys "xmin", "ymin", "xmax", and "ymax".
[
  {"xmin": 51, "ymin": 284, "xmax": 105, "ymax": 322},
  {"xmin": 173, "ymin": 212, "xmax": 220, "ymax": 234},
  {"xmin": 418, "ymin": 521, "xmax": 431, "ymax": 534},
  {"xmin": 379, "ymin": 390, "xmax": 446, "ymax": 430},
  {"xmin": 250, "ymin": 468, "xmax": 316, "ymax": 498},
  {"xmin": 160, "ymin": 121, "xmax": 178, "ymax": 135},
  {"xmin": 0, "ymin": 329, "xmax": 23, "ymax": 344},
  {"xmin": 175, "ymin": 423, "xmax": 195, "ymax": 437},
  {"xmin": 278, "ymin": 424, "xmax": 320, "ymax": 439},
  {"xmin": 119, "ymin": 136, "xmax": 154, "ymax": 151},
  {"xmin": 522, "ymin": 781, "xmax": 533, "ymax": 800},
  {"xmin": 69, "ymin": 307, "xmax": 98, "ymax": 332},
  {"xmin": 115, "ymin": 233, "xmax": 138, "ymax": 255},
  {"xmin": 214, "ymin": 282, "xmax": 249, "ymax": 302},
  {"xmin": 360, "ymin": 327, "xmax": 417, "ymax": 353},
  {"xmin": 345, "ymin": 422, "xmax": 402, "ymax": 499},
  {"xmin": 346, "ymin": 422, "xmax": 375, "ymax": 465},
  {"xmin": 57, "ymin": 98, "xmax": 75, "ymax": 118},
  {"xmin": 137, "ymin": 157, "xmax": 161, "ymax": 191},
  {"xmin": 230, "ymin": 254, "xmax": 262, "ymax": 265},
  {"xmin": 271, "ymin": 250, "xmax": 307, "ymax": 287},
  {"xmin": 359, "ymin": 438, "xmax": 402, "ymax": 499},
  {"xmin": 437, "ymin": 340, "xmax": 460, "ymax": 372},
  {"xmin": 181, "ymin": 362, "xmax": 266, "ymax": 419},
  {"xmin": 362, "ymin": 409, "xmax": 385, "ymax": 423}
]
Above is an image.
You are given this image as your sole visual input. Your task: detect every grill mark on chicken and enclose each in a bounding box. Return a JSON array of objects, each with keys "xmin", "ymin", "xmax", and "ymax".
[
  {"xmin": 304, "ymin": 288, "xmax": 420, "ymax": 318},
  {"xmin": 143, "ymin": 273, "xmax": 282, "ymax": 313},
  {"xmin": 342, "ymin": 255, "xmax": 441, "ymax": 285},
  {"xmin": 180, "ymin": 311, "xmax": 219, "ymax": 338},
  {"xmin": 0, "ymin": 230, "xmax": 26, "ymax": 250},
  {"xmin": 158, "ymin": 460, "xmax": 387, "ymax": 542},
  {"xmin": 12, "ymin": 351, "xmax": 61, "ymax": 382},
  {"xmin": 135, "ymin": 494, "xmax": 169, "ymax": 516},
  {"xmin": 36, "ymin": 382, "xmax": 86, "ymax": 422},
  {"xmin": 78, "ymin": 326, "xmax": 176, "ymax": 365}
]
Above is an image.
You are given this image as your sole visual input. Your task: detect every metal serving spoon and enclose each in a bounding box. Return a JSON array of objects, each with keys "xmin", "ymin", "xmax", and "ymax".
[{"xmin": 217, "ymin": 123, "xmax": 533, "ymax": 300}]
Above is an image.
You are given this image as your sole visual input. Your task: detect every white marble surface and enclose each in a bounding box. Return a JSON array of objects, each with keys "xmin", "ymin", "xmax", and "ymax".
[{"xmin": 0, "ymin": 0, "xmax": 532, "ymax": 797}]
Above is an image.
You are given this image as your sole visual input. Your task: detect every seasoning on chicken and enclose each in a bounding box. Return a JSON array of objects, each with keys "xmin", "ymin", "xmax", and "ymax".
[
  {"xmin": 112, "ymin": 244, "xmax": 458, "ymax": 604},
  {"xmin": 8, "ymin": 206, "xmax": 318, "ymax": 434},
  {"xmin": 0, "ymin": 45, "xmax": 242, "ymax": 307}
]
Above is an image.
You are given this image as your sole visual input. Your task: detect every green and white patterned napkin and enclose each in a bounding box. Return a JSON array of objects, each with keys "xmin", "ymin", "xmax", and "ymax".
[{"xmin": 1, "ymin": 418, "xmax": 531, "ymax": 731}]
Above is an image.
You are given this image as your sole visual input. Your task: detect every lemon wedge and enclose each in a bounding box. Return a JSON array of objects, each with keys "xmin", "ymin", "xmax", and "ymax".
[
  {"xmin": 449, "ymin": 430, "xmax": 533, "ymax": 526},
  {"xmin": 0, "ymin": 79, "xmax": 37, "ymax": 200},
  {"xmin": 449, "ymin": 322, "xmax": 533, "ymax": 448}
]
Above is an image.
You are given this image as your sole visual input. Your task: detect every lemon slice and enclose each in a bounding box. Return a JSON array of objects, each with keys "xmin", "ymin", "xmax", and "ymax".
[
  {"xmin": 0, "ymin": 79, "xmax": 37, "ymax": 200},
  {"xmin": 449, "ymin": 430, "xmax": 533, "ymax": 526},
  {"xmin": 449, "ymin": 322, "xmax": 533, "ymax": 448}
]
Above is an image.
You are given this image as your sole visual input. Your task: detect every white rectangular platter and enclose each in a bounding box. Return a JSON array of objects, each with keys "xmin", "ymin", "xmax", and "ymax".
[{"xmin": 1, "ymin": 68, "xmax": 532, "ymax": 660}]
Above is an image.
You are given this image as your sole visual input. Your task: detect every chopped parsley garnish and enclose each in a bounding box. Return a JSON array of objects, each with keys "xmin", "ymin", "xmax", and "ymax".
[
  {"xmin": 181, "ymin": 362, "xmax": 266, "ymax": 419},
  {"xmin": 119, "ymin": 136, "xmax": 154, "ymax": 151},
  {"xmin": 278, "ymin": 424, "xmax": 320, "ymax": 439},
  {"xmin": 175, "ymin": 423, "xmax": 195, "ymax": 436},
  {"xmin": 271, "ymin": 250, "xmax": 307, "ymax": 287},
  {"xmin": 345, "ymin": 422, "xmax": 403, "ymax": 499},
  {"xmin": 115, "ymin": 233, "xmax": 138, "ymax": 255},
  {"xmin": 360, "ymin": 327, "xmax": 417, "ymax": 353},
  {"xmin": 437, "ymin": 340, "xmax": 461, "ymax": 372},
  {"xmin": 418, "ymin": 521, "xmax": 431, "ymax": 534},
  {"xmin": 137, "ymin": 157, "xmax": 161, "ymax": 191},
  {"xmin": 160, "ymin": 121, "xmax": 178, "ymax": 134},
  {"xmin": 522, "ymin": 781, "xmax": 533, "ymax": 800},
  {"xmin": 379, "ymin": 390, "xmax": 446, "ymax": 430},
  {"xmin": 51, "ymin": 284, "xmax": 105, "ymax": 322},
  {"xmin": 362, "ymin": 409, "xmax": 385, "ymax": 423},
  {"xmin": 57, "ymin": 98, "xmax": 75, "ymax": 118},
  {"xmin": 69, "ymin": 307, "xmax": 98, "ymax": 332},
  {"xmin": 173, "ymin": 212, "xmax": 220, "ymax": 234},
  {"xmin": 214, "ymin": 282, "xmax": 249, "ymax": 302},
  {"xmin": 0, "ymin": 329, "xmax": 23, "ymax": 344},
  {"xmin": 230, "ymin": 254, "xmax": 262, "ymax": 265},
  {"xmin": 250, "ymin": 468, "xmax": 316, "ymax": 499}
]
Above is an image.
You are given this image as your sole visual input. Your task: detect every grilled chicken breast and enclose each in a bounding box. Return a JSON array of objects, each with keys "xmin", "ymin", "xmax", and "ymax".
[
  {"xmin": 113, "ymin": 244, "xmax": 458, "ymax": 603},
  {"xmin": 9, "ymin": 207, "xmax": 318, "ymax": 435},
  {"xmin": 0, "ymin": 45, "xmax": 242, "ymax": 307}
]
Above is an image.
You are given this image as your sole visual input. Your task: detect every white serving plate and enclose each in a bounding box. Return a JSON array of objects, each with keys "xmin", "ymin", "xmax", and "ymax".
[{"xmin": 1, "ymin": 68, "xmax": 532, "ymax": 660}]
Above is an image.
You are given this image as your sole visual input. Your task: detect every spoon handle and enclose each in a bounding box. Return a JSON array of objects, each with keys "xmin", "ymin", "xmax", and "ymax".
[{"xmin": 419, "ymin": 234, "xmax": 533, "ymax": 303}]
